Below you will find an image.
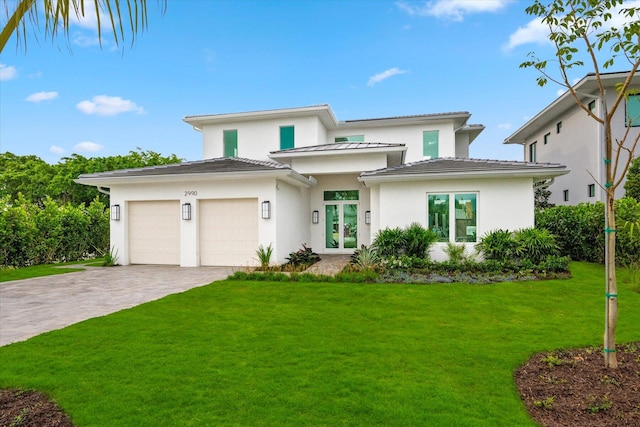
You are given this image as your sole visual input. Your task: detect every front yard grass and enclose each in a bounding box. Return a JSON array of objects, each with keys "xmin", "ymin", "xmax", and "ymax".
[{"xmin": 1, "ymin": 262, "xmax": 639, "ymax": 426}]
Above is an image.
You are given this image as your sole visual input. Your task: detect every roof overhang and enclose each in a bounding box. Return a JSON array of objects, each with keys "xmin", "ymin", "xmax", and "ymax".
[
  {"xmin": 183, "ymin": 104, "xmax": 339, "ymax": 130},
  {"xmin": 338, "ymin": 111, "xmax": 471, "ymax": 129},
  {"xmin": 504, "ymin": 71, "xmax": 640, "ymax": 145},
  {"xmin": 75, "ymin": 168, "xmax": 316, "ymax": 189}
]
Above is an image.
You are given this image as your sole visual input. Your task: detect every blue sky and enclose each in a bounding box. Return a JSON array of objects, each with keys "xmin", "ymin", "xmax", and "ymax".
[{"xmin": 0, "ymin": 0, "xmax": 636, "ymax": 163}]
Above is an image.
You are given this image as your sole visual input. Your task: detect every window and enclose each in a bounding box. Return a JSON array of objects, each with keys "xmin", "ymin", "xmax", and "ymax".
[
  {"xmin": 529, "ymin": 141, "xmax": 537, "ymax": 162},
  {"xmin": 626, "ymin": 94, "xmax": 640, "ymax": 127},
  {"xmin": 544, "ymin": 132, "xmax": 550, "ymax": 145},
  {"xmin": 556, "ymin": 121, "xmax": 562, "ymax": 133},
  {"xmin": 334, "ymin": 135, "xmax": 364, "ymax": 143},
  {"xmin": 280, "ymin": 126, "xmax": 294, "ymax": 150},
  {"xmin": 423, "ymin": 130, "xmax": 439, "ymax": 158},
  {"xmin": 588, "ymin": 100, "xmax": 596, "ymax": 112},
  {"xmin": 223, "ymin": 129, "xmax": 238, "ymax": 157},
  {"xmin": 323, "ymin": 190, "xmax": 359, "ymax": 201},
  {"xmin": 588, "ymin": 184, "xmax": 595, "ymax": 198},
  {"xmin": 563, "ymin": 190, "xmax": 569, "ymax": 202},
  {"xmin": 428, "ymin": 193, "xmax": 477, "ymax": 243}
]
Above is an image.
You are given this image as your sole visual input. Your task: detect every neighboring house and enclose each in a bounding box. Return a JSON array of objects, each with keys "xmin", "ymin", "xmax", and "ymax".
[
  {"xmin": 76, "ymin": 104, "xmax": 568, "ymax": 267},
  {"xmin": 504, "ymin": 71, "xmax": 640, "ymax": 206}
]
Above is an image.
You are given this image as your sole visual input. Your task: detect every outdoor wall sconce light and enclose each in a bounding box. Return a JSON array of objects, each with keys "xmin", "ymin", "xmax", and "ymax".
[
  {"xmin": 110, "ymin": 204, "xmax": 120, "ymax": 221},
  {"xmin": 182, "ymin": 203, "xmax": 192, "ymax": 221},
  {"xmin": 365, "ymin": 210, "xmax": 371, "ymax": 225},
  {"xmin": 312, "ymin": 210, "xmax": 319, "ymax": 224},
  {"xmin": 262, "ymin": 201, "xmax": 271, "ymax": 219}
]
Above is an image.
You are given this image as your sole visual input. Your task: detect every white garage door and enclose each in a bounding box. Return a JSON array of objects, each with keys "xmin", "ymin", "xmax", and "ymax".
[
  {"xmin": 129, "ymin": 200, "xmax": 180, "ymax": 265},
  {"xmin": 200, "ymin": 198, "xmax": 258, "ymax": 266}
]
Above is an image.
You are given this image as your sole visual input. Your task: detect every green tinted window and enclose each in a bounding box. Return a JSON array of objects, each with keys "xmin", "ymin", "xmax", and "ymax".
[
  {"xmin": 334, "ymin": 135, "xmax": 364, "ymax": 142},
  {"xmin": 223, "ymin": 129, "xmax": 238, "ymax": 157},
  {"xmin": 627, "ymin": 94, "xmax": 640, "ymax": 127},
  {"xmin": 280, "ymin": 126, "xmax": 294, "ymax": 150},
  {"xmin": 423, "ymin": 131, "xmax": 439, "ymax": 158},
  {"xmin": 323, "ymin": 190, "xmax": 359, "ymax": 201},
  {"xmin": 428, "ymin": 194, "xmax": 449, "ymax": 242},
  {"xmin": 454, "ymin": 194, "xmax": 476, "ymax": 242}
]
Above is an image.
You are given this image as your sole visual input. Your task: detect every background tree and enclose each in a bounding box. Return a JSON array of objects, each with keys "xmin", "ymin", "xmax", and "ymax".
[
  {"xmin": 625, "ymin": 156, "xmax": 640, "ymax": 200},
  {"xmin": 521, "ymin": 0, "xmax": 640, "ymax": 368},
  {"xmin": 1, "ymin": 0, "xmax": 166, "ymax": 53}
]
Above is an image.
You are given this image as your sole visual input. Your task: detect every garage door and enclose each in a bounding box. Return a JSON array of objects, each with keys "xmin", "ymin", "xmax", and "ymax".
[
  {"xmin": 200, "ymin": 198, "xmax": 258, "ymax": 266},
  {"xmin": 129, "ymin": 201, "xmax": 180, "ymax": 265}
]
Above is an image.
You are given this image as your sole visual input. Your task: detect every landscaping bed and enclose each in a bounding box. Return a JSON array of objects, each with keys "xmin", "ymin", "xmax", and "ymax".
[{"xmin": 516, "ymin": 342, "xmax": 640, "ymax": 427}]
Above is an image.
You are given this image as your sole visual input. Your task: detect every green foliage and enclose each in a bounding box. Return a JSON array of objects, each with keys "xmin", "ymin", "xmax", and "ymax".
[
  {"xmin": 476, "ymin": 229, "xmax": 517, "ymax": 262},
  {"xmin": 443, "ymin": 242, "xmax": 468, "ymax": 263},
  {"xmin": 534, "ymin": 396, "xmax": 555, "ymax": 410},
  {"xmin": 536, "ymin": 200, "xmax": 640, "ymax": 265},
  {"xmin": 513, "ymin": 228, "xmax": 559, "ymax": 265},
  {"xmin": 535, "ymin": 187, "xmax": 555, "ymax": 210},
  {"xmin": 372, "ymin": 227, "xmax": 406, "ymax": 258},
  {"xmin": 350, "ymin": 244, "xmax": 380, "ymax": 271},
  {"xmin": 625, "ymin": 156, "xmax": 640, "ymax": 201},
  {"xmin": 284, "ymin": 244, "xmax": 320, "ymax": 268},
  {"xmin": 255, "ymin": 243, "xmax": 274, "ymax": 270},
  {"xmin": 103, "ymin": 247, "xmax": 119, "ymax": 267},
  {"xmin": 0, "ymin": 196, "xmax": 109, "ymax": 268},
  {"xmin": 373, "ymin": 223, "xmax": 436, "ymax": 260}
]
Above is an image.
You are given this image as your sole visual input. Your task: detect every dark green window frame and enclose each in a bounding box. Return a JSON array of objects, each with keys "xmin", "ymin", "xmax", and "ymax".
[
  {"xmin": 334, "ymin": 135, "xmax": 364, "ymax": 143},
  {"xmin": 280, "ymin": 126, "xmax": 295, "ymax": 150},
  {"xmin": 323, "ymin": 190, "xmax": 359, "ymax": 201},
  {"xmin": 544, "ymin": 132, "xmax": 550, "ymax": 145},
  {"xmin": 223, "ymin": 129, "xmax": 238, "ymax": 157},
  {"xmin": 626, "ymin": 94, "xmax": 640, "ymax": 127},
  {"xmin": 529, "ymin": 141, "xmax": 537, "ymax": 162}
]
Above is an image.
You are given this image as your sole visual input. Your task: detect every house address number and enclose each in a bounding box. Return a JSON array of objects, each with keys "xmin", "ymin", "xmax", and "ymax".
[{"xmin": 184, "ymin": 191, "xmax": 198, "ymax": 196}]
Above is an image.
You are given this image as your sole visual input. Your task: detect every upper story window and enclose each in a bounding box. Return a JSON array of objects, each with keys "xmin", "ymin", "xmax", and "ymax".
[
  {"xmin": 334, "ymin": 135, "xmax": 364, "ymax": 143},
  {"xmin": 280, "ymin": 126, "xmax": 295, "ymax": 150},
  {"xmin": 529, "ymin": 141, "xmax": 537, "ymax": 162},
  {"xmin": 588, "ymin": 184, "xmax": 595, "ymax": 198},
  {"xmin": 423, "ymin": 130, "xmax": 439, "ymax": 158},
  {"xmin": 223, "ymin": 129, "xmax": 238, "ymax": 157},
  {"xmin": 544, "ymin": 132, "xmax": 550, "ymax": 145},
  {"xmin": 626, "ymin": 94, "xmax": 640, "ymax": 127},
  {"xmin": 588, "ymin": 100, "xmax": 596, "ymax": 112},
  {"xmin": 563, "ymin": 190, "xmax": 569, "ymax": 202},
  {"xmin": 556, "ymin": 121, "xmax": 562, "ymax": 133}
]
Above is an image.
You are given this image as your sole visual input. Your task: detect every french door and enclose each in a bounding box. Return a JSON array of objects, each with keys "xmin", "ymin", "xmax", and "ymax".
[{"xmin": 324, "ymin": 202, "xmax": 358, "ymax": 252}]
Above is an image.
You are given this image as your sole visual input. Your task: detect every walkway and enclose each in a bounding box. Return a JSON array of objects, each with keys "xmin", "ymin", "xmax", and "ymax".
[{"xmin": 0, "ymin": 265, "xmax": 233, "ymax": 347}]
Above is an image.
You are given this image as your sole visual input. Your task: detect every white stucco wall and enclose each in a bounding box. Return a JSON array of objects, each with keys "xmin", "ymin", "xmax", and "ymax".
[
  {"xmin": 201, "ymin": 115, "xmax": 324, "ymax": 160},
  {"xmin": 274, "ymin": 179, "xmax": 310, "ymax": 264},
  {"xmin": 290, "ymin": 152, "xmax": 388, "ymax": 175},
  {"xmin": 107, "ymin": 177, "xmax": 284, "ymax": 267},
  {"xmin": 327, "ymin": 123, "xmax": 457, "ymax": 163},
  {"xmin": 308, "ymin": 174, "xmax": 371, "ymax": 254},
  {"xmin": 368, "ymin": 177, "xmax": 535, "ymax": 261}
]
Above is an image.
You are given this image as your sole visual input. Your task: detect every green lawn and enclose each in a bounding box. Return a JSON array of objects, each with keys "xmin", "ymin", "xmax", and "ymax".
[
  {"xmin": 0, "ymin": 259, "xmax": 106, "ymax": 282},
  {"xmin": 1, "ymin": 262, "xmax": 639, "ymax": 426}
]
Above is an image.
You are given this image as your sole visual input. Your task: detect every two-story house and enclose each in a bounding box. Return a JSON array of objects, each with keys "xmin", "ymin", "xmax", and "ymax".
[
  {"xmin": 504, "ymin": 71, "xmax": 640, "ymax": 206},
  {"xmin": 76, "ymin": 104, "xmax": 568, "ymax": 267}
]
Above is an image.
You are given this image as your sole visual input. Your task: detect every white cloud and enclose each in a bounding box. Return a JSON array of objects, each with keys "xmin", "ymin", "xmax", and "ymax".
[
  {"xmin": 74, "ymin": 141, "xmax": 104, "ymax": 152},
  {"xmin": 49, "ymin": 145, "xmax": 65, "ymax": 154},
  {"xmin": 25, "ymin": 91, "xmax": 59, "ymax": 102},
  {"xmin": 503, "ymin": 17, "xmax": 550, "ymax": 50},
  {"xmin": 497, "ymin": 123, "xmax": 512, "ymax": 130},
  {"xmin": 0, "ymin": 64, "xmax": 17, "ymax": 81},
  {"xmin": 72, "ymin": 32, "xmax": 101, "ymax": 47},
  {"xmin": 397, "ymin": 0, "xmax": 511, "ymax": 22},
  {"xmin": 76, "ymin": 95, "xmax": 145, "ymax": 116},
  {"xmin": 367, "ymin": 68, "xmax": 407, "ymax": 86},
  {"xmin": 504, "ymin": 1, "xmax": 640, "ymax": 51}
]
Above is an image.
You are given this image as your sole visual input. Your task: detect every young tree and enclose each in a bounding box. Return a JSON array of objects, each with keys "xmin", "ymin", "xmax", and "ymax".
[
  {"xmin": 521, "ymin": 0, "xmax": 640, "ymax": 368},
  {"xmin": 1, "ymin": 0, "xmax": 166, "ymax": 53}
]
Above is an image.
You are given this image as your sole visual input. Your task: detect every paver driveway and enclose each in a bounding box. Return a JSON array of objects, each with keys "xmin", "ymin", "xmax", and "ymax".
[{"xmin": 0, "ymin": 265, "xmax": 234, "ymax": 346}]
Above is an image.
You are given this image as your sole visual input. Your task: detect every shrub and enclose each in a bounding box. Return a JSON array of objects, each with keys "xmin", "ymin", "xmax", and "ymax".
[
  {"xmin": 373, "ymin": 227, "xmax": 406, "ymax": 258},
  {"xmin": 404, "ymin": 222, "xmax": 437, "ymax": 258},
  {"xmin": 255, "ymin": 243, "xmax": 274, "ymax": 270},
  {"xmin": 444, "ymin": 242, "xmax": 468, "ymax": 263},
  {"xmin": 476, "ymin": 229, "xmax": 516, "ymax": 262},
  {"xmin": 284, "ymin": 244, "xmax": 320, "ymax": 269},
  {"xmin": 350, "ymin": 244, "xmax": 380, "ymax": 271},
  {"xmin": 513, "ymin": 228, "xmax": 558, "ymax": 264}
]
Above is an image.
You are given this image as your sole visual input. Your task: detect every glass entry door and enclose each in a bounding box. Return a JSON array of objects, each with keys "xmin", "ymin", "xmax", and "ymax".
[{"xmin": 325, "ymin": 202, "xmax": 358, "ymax": 251}]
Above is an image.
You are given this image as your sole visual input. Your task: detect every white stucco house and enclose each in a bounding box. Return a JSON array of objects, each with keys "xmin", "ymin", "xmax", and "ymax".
[
  {"xmin": 76, "ymin": 104, "xmax": 568, "ymax": 267},
  {"xmin": 504, "ymin": 71, "xmax": 640, "ymax": 206}
]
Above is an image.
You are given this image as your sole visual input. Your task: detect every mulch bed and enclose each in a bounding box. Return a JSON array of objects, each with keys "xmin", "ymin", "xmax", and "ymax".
[
  {"xmin": 2, "ymin": 343, "xmax": 638, "ymax": 426},
  {"xmin": 0, "ymin": 388, "xmax": 74, "ymax": 427},
  {"xmin": 515, "ymin": 342, "xmax": 640, "ymax": 426}
]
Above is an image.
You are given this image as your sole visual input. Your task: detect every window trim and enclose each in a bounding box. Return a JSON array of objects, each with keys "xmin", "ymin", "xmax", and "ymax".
[
  {"xmin": 223, "ymin": 129, "xmax": 238, "ymax": 158},
  {"xmin": 529, "ymin": 141, "xmax": 537, "ymax": 162},
  {"xmin": 556, "ymin": 121, "xmax": 562, "ymax": 133},
  {"xmin": 563, "ymin": 189, "xmax": 569, "ymax": 202},
  {"xmin": 427, "ymin": 192, "xmax": 478, "ymax": 243},
  {"xmin": 544, "ymin": 132, "xmax": 550, "ymax": 145},
  {"xmin": 280, "ymin": 125, "xmax": 295, "ymax": 150},
  {"xmin": 588, "ymin": 184, "xmax": 595, "ymax": 198},
  {"xmin": 422, "ymin": 130, "xmax": 439, "ymax": 158}
]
